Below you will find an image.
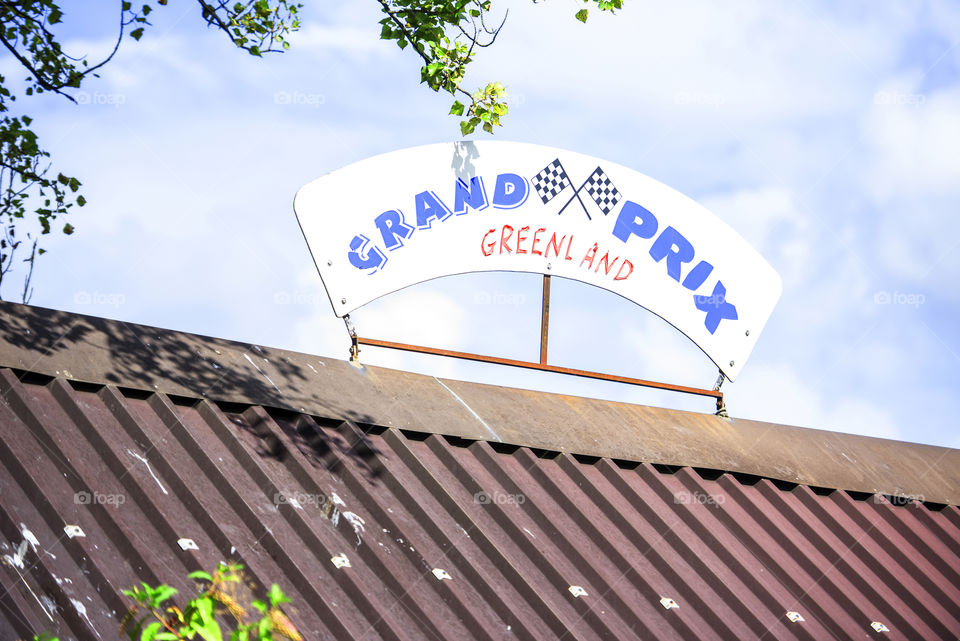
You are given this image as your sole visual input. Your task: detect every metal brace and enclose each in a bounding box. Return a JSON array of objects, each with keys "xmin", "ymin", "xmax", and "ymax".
[
  {"xmin": 713, "ymin": 370, "xmax": 729, "ymax": 417},
  {"xmin": 712, "ymin": 371, "xmax": 726, "ymax": 391},
  {"xmin": 343, "ymin": 315, "xmax": 359, "ymax": 362},
  {"xmin": 715, "ymin": 395, "xmax": 728, "ymax": 418}
]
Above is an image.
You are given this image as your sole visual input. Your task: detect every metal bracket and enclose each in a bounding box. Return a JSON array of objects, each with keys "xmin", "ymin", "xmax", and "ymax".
[
  {"xmin": 713, "ymin": 371, "xmax": 726, "ymax": 391},
  {"xmin": 343, "ymin": 315, "xmax": 359, "ymax": 362}
]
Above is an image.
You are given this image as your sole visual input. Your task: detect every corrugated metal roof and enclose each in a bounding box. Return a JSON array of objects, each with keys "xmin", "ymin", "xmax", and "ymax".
[
  {"xmin": 2, "ymin": 302, "xmax": 958, "ymax": 505},
  {"xmin": 0, "ymin": 302, "xmax": 958, "ymax": 640}
]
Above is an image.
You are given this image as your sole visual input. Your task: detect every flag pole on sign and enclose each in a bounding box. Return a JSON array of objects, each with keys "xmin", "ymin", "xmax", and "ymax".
[
  {"xmin": 531, "ymin": 158, "xmax": 590, "ymax": 219},
  {"xmin": 556, "ymin": 166, "xmax": 623, "ymax": 219}
]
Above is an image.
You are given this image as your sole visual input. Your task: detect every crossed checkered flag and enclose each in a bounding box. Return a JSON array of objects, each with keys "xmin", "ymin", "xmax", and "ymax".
[
  {"xmin": 582, "ymin": 167, "xmax": 622, "ymax": 216},
  {"xmin": 532, "ymin": 159, "xmax": 573, "ymax": 204}
]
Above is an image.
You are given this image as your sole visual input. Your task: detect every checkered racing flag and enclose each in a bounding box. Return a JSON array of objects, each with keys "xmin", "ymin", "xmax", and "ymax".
[
  {"xmin": 532, "ymin": 159, "xmax": 572, "ymax": 204},
  {"xmin": 582, "ymin": 166, "xmax": 621, "ymax": 216}
]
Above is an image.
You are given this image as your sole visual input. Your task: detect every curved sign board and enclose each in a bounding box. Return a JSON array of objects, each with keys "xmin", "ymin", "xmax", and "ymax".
[{"xmin": 294, "ymin": 141, "xmax": 781, "ymax": 380}]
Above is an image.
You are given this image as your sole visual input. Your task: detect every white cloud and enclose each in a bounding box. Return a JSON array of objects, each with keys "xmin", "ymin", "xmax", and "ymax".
[{"xmin": 730, "ymin": 362, "xmax": 901, "ymax": 441}]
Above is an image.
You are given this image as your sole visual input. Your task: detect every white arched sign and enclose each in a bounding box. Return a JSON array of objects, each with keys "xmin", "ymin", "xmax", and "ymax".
[{"xmin": 294, "ymin": 141, "xmax": 781, "ymax": 381}]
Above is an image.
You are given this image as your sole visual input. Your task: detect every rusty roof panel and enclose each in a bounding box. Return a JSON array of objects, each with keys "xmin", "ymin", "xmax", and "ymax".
[
  {"xmin": 1, "ymin": 301, "xmax": 959, "ymax": 506},
  {"xmin": 1, "ymin": 368, "xmax": 959, "ymax": 640}
]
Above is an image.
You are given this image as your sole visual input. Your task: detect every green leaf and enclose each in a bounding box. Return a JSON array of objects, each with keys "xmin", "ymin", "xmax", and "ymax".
[
  {"xmin": 76, "ymin": 195, "xmax": 86, "ymax": 207},
  {"xmin": 268, "ymin": 583, "xmax": 290, "ymax": 606},
  {"xmin": 196, "ymin": 620, "xmax": 223, "ymax": 641},
  {"xmin": 152, "ymin": 585, "xmax": 178, "ymax": 605},
  {"xmin": 130, "ymin": 27, "xmax": 144, "ymax": 40},
  {"xmin": 142, "ymin": 621, "xmax": 162, "ymax": 641},
  {"xmin": 62, "ymin": 223, "xmax": 74, "ymax": 235},
  {"xmin": 123, "ymin": 1, "xmax": 132, "ymax": 10},
  {"xmin": 575, "ymin": 9, "xmax": 589, "ymax": 22},
  {"xmin": 460, "ymin": 120, "xmax": 476, "ymax": 136},
  {"xmin": 188, "ymin": 571, "xmax": 214, "ymax": 582},
  {"xmin": 197, "ymin": 596, "xmax": 214, "ymax": 623},
  {"xmin": 449, "ymin": 100, "xmax": 465, "ymax": 116}
]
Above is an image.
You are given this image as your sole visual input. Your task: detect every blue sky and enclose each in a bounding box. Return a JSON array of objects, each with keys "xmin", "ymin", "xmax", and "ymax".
[{"xmin": 4, "ymin": 1, "xmax": 959, "ymax": 448}]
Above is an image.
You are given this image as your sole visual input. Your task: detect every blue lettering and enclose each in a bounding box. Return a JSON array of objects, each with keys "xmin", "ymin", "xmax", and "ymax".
[
  {"xmin": 612, "ymin": 201, "xmax": 658, "ymax": 243},
  {"xmin": 695, "ymin": 281, "xmax": 738, "ymax": 334},
  {"xmin": 348, "ymin": 234, "xmax": 387, "ymax": 272},
  {"xmin": 682, "ymin": 260, "xmax": 714, "ymax": 291},
  {"xmin": 453, "ymin": 177, "xmax": 489, "ymax": 215},
  {"xmin": 649, "ymin": 226, "xmax": 694, "ymax": 282},
  {"xmin": 492, "ymin": 173, "xmax": 529, "ymax": 209},
  {"xmin": 375, "ymin": 209, "xmax": 414, "ymax": 250},
  {"xmin": 415, "ymin": 190, "xmax": 453, "ymax": 229}
]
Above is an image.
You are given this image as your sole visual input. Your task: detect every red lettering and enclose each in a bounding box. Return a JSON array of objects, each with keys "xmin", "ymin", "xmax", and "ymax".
[
  {"xmin": 614, "ymin": 259, "xmax": 633, "ymax": 281},
  {"xmin": 580, "ymin": 243, "xmax": 598, "ymax": 269},
  {"xmin": 481, "ymin": 228, "xmax": 497, "ymax": 256},
  {"xmin": 499, "ymin": 225, "xmax": 514, "ymax": 254},
  {"xmin": 546, "ymin": 232, "xmax": 564, "ymax": 259},
  {"xmin": 531, "ymin": 228, "xmax": 546, "ymax": 256},
  {"xmin": 564, "ymin": 235, "xmax": 574, "ymax": 261},
  {"xmin": 595, "ymin": 251, "xmax": 617, "ymax": 275},
  {"xmin": 517, "ymin": 226, "xmax": 530, "ymax": 254}
]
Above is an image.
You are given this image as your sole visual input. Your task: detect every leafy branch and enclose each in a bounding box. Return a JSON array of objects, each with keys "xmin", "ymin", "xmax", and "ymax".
[
  {"xmin": 196, "ymin": 1, "xmax": 302, "ymax": 56},
  {"xmin": 377, "ymin": 0, "xmax": 623, "ymax": 135},
  {"xmin": 121, "ymin": 562, "xmax": 303, "ymax": 641}
]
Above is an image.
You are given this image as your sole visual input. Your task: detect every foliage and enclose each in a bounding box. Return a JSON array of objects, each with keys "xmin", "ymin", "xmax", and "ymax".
[
  {"xmin": 0, "ymin": 0, "xmax": 302, "ymax": 300},
  {"xmin": 0, "ymin": 0, "xmax": 621, "ymax": 298},
  {"xmin": 377, "ymin": 0, "xmax": 622, "ymax": 134},
  {"xmin": 121, "ymin": 562, "xmax": 302, "ymax": 641}
]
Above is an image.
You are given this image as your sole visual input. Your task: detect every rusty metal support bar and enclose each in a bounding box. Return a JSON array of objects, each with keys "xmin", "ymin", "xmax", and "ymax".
[
  {"xmin": 539, "ymin": 275, "xmax": 551, "ymax": 365},
  {"xmin": 356, "ymin": 336, "xmax": 724, "ymax": 401}
]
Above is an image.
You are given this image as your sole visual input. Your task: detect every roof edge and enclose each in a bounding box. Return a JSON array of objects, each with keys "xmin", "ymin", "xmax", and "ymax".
[{"xmin": 1, "ymin": 300, "xmax": 957, "ymax": 504}]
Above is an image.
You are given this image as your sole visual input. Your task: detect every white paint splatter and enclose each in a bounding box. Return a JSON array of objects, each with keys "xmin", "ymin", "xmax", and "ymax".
[
  {"xmin": 39, "ymin": 595, "xmax": 58, "ymax": 616},
  {"xmin": 20, "ymin": 524, "xmax": 39, "ymax": 553},
  {"xmin": 70, "ymin": 598, "xmax": 101, "ymax": 636},
  {"xmin": 127, "ymin": 449, "xmax": 168, "ymax": 494},
  {"xmin": 2, "ymin": 540, "xmax": 27, "ymax": 569}
]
